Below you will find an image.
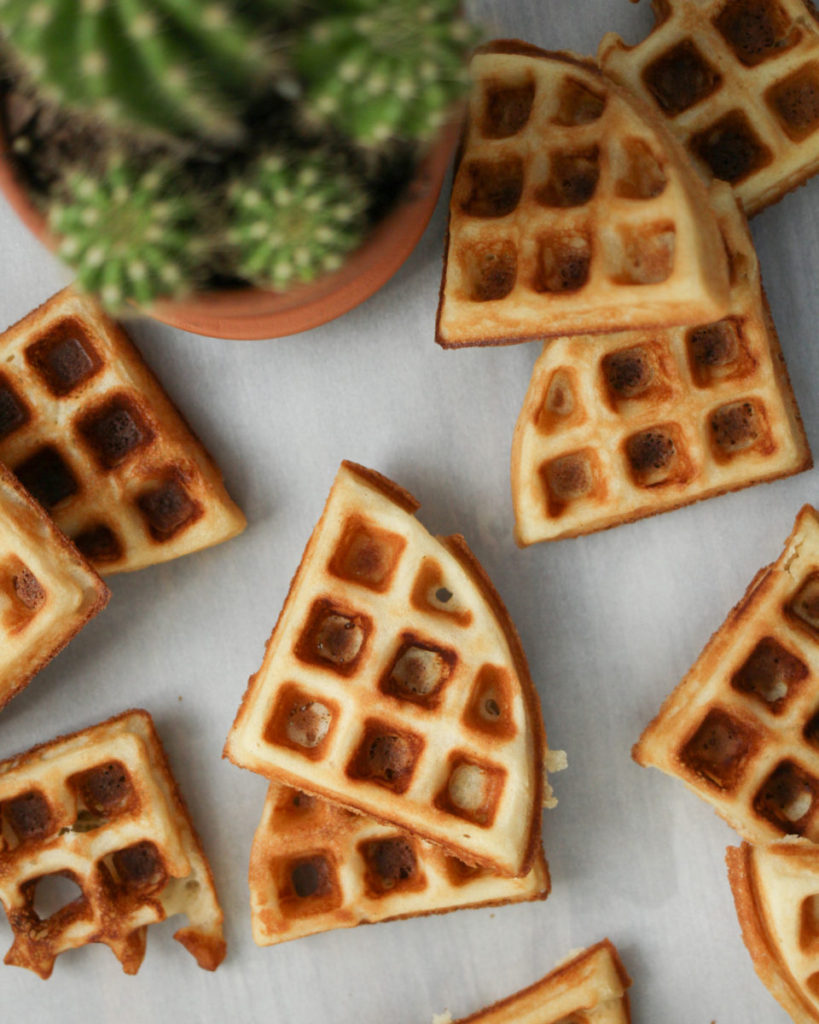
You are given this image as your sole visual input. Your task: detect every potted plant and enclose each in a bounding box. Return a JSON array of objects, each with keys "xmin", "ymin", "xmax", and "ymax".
[{"xmin": 0, "ymin": 1, "xmax": 476, "ymax": 339}]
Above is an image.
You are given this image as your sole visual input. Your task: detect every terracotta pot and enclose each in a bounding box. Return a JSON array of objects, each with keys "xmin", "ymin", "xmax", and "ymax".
[{"xmin": 0, "ymin": 122, "xmax": 459, "ymax": 340}]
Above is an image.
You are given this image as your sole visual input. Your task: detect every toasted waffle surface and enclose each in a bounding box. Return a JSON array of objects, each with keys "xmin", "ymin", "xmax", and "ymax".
[
  {"xmin": 0, "ymin": 709, "xmax": 226, "ymax": 977},
  {"xmin": 635, "ymin": 505, "xmax": 819, "ymax": 844},
  {"xmin": 448, "ymin": 939, "xmax": 631, "ymax": 1024},
  {"xmin": 436, "ymin": 40, "xmax": 732, "ymax": 348},
  {"xmin": 0, "ymin": 288, "xmax": 246, "ymax": 573},
  {"xmin": 225, "ymin": 461, "xmax": 547, "ymax": 877},
  {"xmin": 249, "ymin": 781, "xmax": 549, "ymax": 945},
  {"xmin": 511, "ymin": 184, "xmax": 810, "ymax": 544},
  {"xmin": 728, "ymin": 840, "xmax": 819, "ymax": 1023},
  {"xmin": 0, "ymin": 462, "xmax": 109, "ymax": 710},
  {"xmin": 600, "ymin": 0, "xmax": 819, "ymax": 216}
]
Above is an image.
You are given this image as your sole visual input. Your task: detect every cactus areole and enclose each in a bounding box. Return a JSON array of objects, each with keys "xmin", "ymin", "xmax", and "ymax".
[{"xmin": 0, "ymin": 0, "xmax": 473, "ymax": 335}]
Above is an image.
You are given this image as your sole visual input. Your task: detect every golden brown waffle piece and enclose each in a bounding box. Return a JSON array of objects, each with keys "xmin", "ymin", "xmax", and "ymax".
[
  {"xmin": 225, "ymin": 461, "xmax": 548, "ymax": 878},
  {"xmin": 728, "ymin": 840, "xmax": 819, "ymax": 1023},
  {"xmin": 443, "ymin": 939, "xmax": 631, "ymax": 1024},
  {"xmin": 635, "ymin": 505, "xmax": 819, "ymax": 844},
  {"xmin": 0, "ymin": 709, "xmax": 226, "ymax": 978},
  {"xmin": 0, "ymin": 288, "xmax": 246, "ymax": 573},
  {"xmin": 600, "ymin": 0, "xmax": 819, "ymax": 216},
  {"xmin": 436, "ymin": 40, "xmax": 732, "ymax": 348},
  {"xmin": 511, "ymin": 183, "xmax": 811, "ymax": 544},
  {"xmin": 0, "ymin": 462, "xmax": 109, "ymax": 711},
  {"xmin": 249, "ymin": 781, "xmax": 550, "ymax": 945}
]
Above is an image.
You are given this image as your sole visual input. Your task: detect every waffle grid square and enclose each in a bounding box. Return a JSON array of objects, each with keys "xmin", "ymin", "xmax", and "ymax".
[
  {"xmin": 635, "ymin": 506, "xmax": 819, "ymax": 845},
  {"xmin": 511, "ymin": 187, "xmax": 810, "ymax": 543},
  {"xmin": 226, "ymin": 462, "xmax": 547, "ymax": 877},
  {"xmin": 248, "ymin": 782, "xmax": 549, "ymax": 945},
  {"xmin": 0, "ymin": 710, "xmax": 225, "ymax": 977},
  {"xmin": 0, "ymin": 289, "xmax": 245, "ymax": 573},
  {"xmin": 600, "ymin": 0, "xmax": 819, "ymax": 215},
  {"xmin": 437, "ymin": 42, "xmax": 733, "ymax": 347},
  {"xmin": 0, "ymin": 462, "xmax": 108, "ymax": 710}
]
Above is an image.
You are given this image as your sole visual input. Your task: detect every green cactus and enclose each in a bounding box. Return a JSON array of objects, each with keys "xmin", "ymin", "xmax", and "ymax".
[
  {"xmin": 292, "ymin": 0, "xmax": 476, "ymax": 148},
  {"xmin": 0, "ymin": 0, "xmax": 278, "ymax": 143},
  {"xmin": 49, "ymin": 158, "xmax": 207, "ymax": 311},
  {"xmin": 0, "ymin": 0, "xmax": 477, "ymax": 309},
  {"xmin": 228, "ymin": 149, "xmax": 369, "ymax": 290}
]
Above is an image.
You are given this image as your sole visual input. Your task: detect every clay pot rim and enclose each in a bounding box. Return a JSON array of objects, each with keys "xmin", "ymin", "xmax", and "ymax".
[{"xmin": 0, "ymin": 120, "xmax": 459, "ymax": 340}]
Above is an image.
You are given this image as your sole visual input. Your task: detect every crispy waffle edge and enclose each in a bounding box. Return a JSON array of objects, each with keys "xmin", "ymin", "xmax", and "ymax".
[
  {"xmin": 631, "ymin": 505, "xmax": 813, "ymax": 773},
  {"xmin": 438, "ymin": 532, "xmax": 546, "ymax": 876},
  {"xmin": 0, "ymin": 707, "xmax": 226, "ymax": 974},
  {"xmin": 435, "ymin": 38, "xmax": 733, "ymax": 348},
  {"xmin": 0, "ymin": 287, "xmax": 247, "ymax": 574},
  {"xmin": 0, "ymin": 462, "xmax": 110, "ymax": 713},
  {"xmin": 225, "ymin": 461, "xmax": 548, "ymax": 878},
  {"xmin": 598, "ymin": 0, "xmax": 819, "ymax": 217},
  {"xmin": 726, "ymin": 842, "xmax": 819, "ymax": 1023},
  {"xmin": 452, "ymin": 937, "xmax": 632, "ymax": 1024}
]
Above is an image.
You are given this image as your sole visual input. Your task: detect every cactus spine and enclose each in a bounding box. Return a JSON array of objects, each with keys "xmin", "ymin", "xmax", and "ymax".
[
  {"xmin": 293, "ymin": 0, "xmax": 475, "ymax": 148},
  {"xmin": 49, "ymin": 158, "xmax": 207, "ymax": 310},
  {"xmin": 0, "ymin": 0, "xmax": 276, "ymax": 143},
  {"xmin": 228, "ymin": 150, "xmax": 368, "ymax": 290}
]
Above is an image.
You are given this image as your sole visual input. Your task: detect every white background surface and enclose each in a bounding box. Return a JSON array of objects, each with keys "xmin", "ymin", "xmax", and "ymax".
[{"xmin": 1, "ymin": 1, "xmax": 817, "ymax": 1021}]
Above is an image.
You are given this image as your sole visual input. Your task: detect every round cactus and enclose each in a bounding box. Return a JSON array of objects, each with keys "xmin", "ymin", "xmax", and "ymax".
[
  {"xmin": 0, "ymin": 0, "xmax": 277, "ymax": 143},
  {"xmin": 1, "ymin": 1, "xmax": 479, "ymax": 306},
  {"xmin": 292, "ymin": 0, "xmax": 476, "ymax": 148},
  {"xmin": 228, "ymin": 150, "xmax": 369, "ymax": 290},
  {"xmin": 49, "ymin": 158, "xmax": 208, "ymax": 311}
]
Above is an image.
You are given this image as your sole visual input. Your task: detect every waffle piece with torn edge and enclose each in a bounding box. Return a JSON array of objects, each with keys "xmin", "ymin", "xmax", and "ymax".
[
  {"xmin": 0, "ymin": 288, "xmax": 246, "ymax": 573},
  {"xmin": 225, "ymin": 461, "xmax": 548, "ymax": 878},
  {"xmin": 249, "ymin": 781, "xmax": 550, "ymax": 945},
  {"xmin": 600, "ymin": 0, "xmax": 819, "ymax": 216},
  {"xmin": 436, "ymin": 40, "xmax": 733, "ymax": 348},
  {"xmin": 0, "ymin": 709, "xmax": 226, "ymax": 977},
  {"xmin": 511, "ymin": 183, "xmax": 810, "ymax": 544},
  {"xmin": 440, "ymin": 939, "xmax": 631, "ymax": 1024},
  {"xmin": 634, "ymin": 505, "xmax": 819, "ymax": 844},
  {"xmin": 0, "ymin": 461, "xmax": 109, "ymax": 711},
  {"xmin": 728, "ymin": 839, "xmax": 819, "ymax": 1023}
]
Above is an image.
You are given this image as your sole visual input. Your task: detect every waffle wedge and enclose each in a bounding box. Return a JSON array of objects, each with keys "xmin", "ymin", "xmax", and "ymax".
[
  {"xmin": 445, "ymin": 939, "xmax": 631, "ymax": 1024},
  {"xmin": 436, "ymin": 40, "xmax": 732, "ymax": 348},
  {"xmin": 511, "ymin": 183, "xmax": 810, "ymax": 544},
  {"xmin": 226, "ymin": 461, "xmax": 547, "ymax": 878},
  {"xmin": 0, "ymin": 461, "xmax": 109, "ymax": 711},
  {"xmin": 635, "ymin": 505, "xmax": 819, "ymax": 844},
  {"xmin": 0, "ymin": 288, "xmax": 246, "ymax": 573},
  {"xmin": 0, "ymin": 709, "xmax": 226, "ymax": 978},
  {"xmin": 249, "ymin": 781, "xmax": 550, "ymax": 945},
  {"xmin": 600, "ymin": 0, "xmax": 819, "ymax": 216},
  {"xmin": 728, "ymin": 839, "xmax": 819, "ymax": 1024}
]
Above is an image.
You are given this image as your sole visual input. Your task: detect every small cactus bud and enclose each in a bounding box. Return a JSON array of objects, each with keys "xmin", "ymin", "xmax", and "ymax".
[
  {"xmin": 49, "ymin": 157, "xmax": 208, "ymax": 311},
  {"xmin": 293, "ymin": 0, "xmax": 478, "ymax": 149},
  {"xmin": 228, "ymin": 148, "xmax": 369, "ymax": 291}
]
